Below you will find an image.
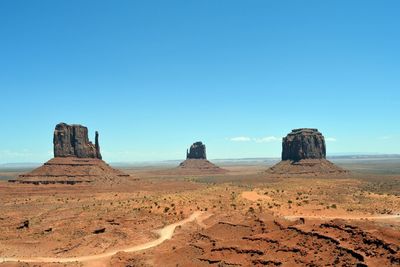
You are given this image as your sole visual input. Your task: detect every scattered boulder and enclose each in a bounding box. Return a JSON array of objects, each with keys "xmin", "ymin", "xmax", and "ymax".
[
  {"xmin": 17, "ymin": 220, "xmax": 29, "ymax": 229},
  {"xmin": 53, "ymin": 123, "xmax": 102, "ymax": 159},
  {"xmin": 93, "ymin": 227, "xmax": 106, "ymax": 234},
  {"xmin": 187, "ymin": 142, "xmax": 207, "ymax": 159},
  {"xmin": 296, "ymin": 218, "xmax": 306, "ymax": 225}
]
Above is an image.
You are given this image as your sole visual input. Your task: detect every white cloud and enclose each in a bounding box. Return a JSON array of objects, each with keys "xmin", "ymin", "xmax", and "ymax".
[
  {"xmin": 378, "ymin": 136, "xmax": 392, "ymax": 140},
  {"xmin": 325, "ymin": 137, "xmax": 337, "ymax": 142},
  {"xmin": 253, "ymin": 136, "xmax": 280, "ymax": 143},
  {"xmin": 230, "ymin": 136, "xmax": 252, "ymax": 142},
  {"xmin": 229, "ymin": 136, "xmax": 280, "ymax": 143}
]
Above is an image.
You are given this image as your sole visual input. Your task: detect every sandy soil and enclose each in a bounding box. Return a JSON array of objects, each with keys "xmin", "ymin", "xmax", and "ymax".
[
  {"xmin": 0, "ymin": 165, "xmax": 399, "ymax": 266},
  {"xmin": 242, "ymin": 190, "xmax": 400, "ymax": 221},
  {"xmin": 1, "ymin": 211, "xmax": 210, "ymax": 264}
]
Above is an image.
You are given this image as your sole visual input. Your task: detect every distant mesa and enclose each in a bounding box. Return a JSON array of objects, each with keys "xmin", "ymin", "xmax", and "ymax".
[
  {"xmin": 267, "ymin": 128, "xmax": 348, "ymax": 176},
  {"xmin": 10, "ymin": 123, "xmax": 131, "ymax": 185},
  {"xmin": 178, "ymin": 141, "xmax": 227, "ymax": 174}
]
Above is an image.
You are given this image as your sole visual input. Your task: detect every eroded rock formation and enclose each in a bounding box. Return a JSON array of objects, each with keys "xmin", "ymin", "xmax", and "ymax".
[
  {"xmin": 186, "ymin": 142, "xmax": 207, "ymax": 159},
  {"xmin": 12, "ymin": 123, "xmax": 131, "ymax": 185},
  {"xmin": 282, "ymin": 128, "xmax": 326, "ymax": 161},
  {"xmin": 53, "ymin": 123, "xmax": 102, "ymax": 159},
  {"xmin": 266, "ymin": 128, "xmax": 348, "ymax": 176},
  {"xmin": 175, "ymin": 142, "xmax": 227, "ymax": 174}
]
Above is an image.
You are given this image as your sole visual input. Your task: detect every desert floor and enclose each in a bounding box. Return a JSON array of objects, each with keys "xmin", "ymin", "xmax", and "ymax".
[{"xmin": 0, "ymin": 160, "xmax": 399, "ymax": 266}]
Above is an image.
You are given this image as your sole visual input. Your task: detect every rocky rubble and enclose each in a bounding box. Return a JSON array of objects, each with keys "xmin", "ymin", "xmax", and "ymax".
[{"xmin": 149, "ymin": 215, "xmax": 400, "ymax": 266}]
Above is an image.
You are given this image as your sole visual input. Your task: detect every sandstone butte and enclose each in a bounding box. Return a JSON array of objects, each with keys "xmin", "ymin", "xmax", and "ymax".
[
  {"xmin": 178, "ymin": 141, "xmax": 227, "ymax": 174},
  {"xmin": 9, "ymin": 123, "xmax": 130, "ymax": 185},
  {"xmin": 267, "ymin": 128, "xmax": 348, "ymax": 176}
]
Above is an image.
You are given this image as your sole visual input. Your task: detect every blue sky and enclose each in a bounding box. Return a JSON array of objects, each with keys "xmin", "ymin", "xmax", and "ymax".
[{"xmin": 1, "ymin": 1, "xmax": 399, "ymax": 163}]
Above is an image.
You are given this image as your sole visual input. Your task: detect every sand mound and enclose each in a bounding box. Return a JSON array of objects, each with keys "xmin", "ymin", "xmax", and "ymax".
[
  {"xmin": 176, "ymin": 159, "xmax": 228, "ymax": 174},
  {"xmin": 266, "ymin": 159, "xmax": 349, "ymax": 176},
  {"xmin": 10, "ymin": 157, "xmax": 130, "ymax": 185}
]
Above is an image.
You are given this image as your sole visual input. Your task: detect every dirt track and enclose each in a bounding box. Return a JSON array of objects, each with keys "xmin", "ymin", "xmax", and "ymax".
[{"xmin": 1, "ymin": 211, "xmax": 209, "ymax": 264}]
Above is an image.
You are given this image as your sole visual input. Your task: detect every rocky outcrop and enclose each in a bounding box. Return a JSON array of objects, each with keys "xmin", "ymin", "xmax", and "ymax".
[
  {"xmin": 174, "ymin": 142, "xmax": 227, "ymax": 174},
  {"xmin": 282, "ymin": 128, "xmax": 326, "ymax": 161},
  {"xmin": 95, "ymin": 131, "xmax": 101, "ymax": 159},
  {"xmin": 53, "ymin": 123, "xmax": 102, "ymax": 159},
  {"xmin": 266, "ymin": 128, "xmax": 348, "ymax": 176},
  {"xmin": 187, "ymin": 142, "xmax": 207, "ymax": 159},
  {"xmin": 13, "ymin": 123, "xmax": 132, "ymax": 185}
]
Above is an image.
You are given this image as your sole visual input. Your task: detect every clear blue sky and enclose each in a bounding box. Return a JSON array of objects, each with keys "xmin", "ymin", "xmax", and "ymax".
[{"xmin": 1, "ymin": 1, "xmax": 399, "ymax": 163}]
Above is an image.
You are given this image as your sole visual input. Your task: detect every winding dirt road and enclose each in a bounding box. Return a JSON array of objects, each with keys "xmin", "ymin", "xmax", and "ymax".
[{"xmin": 1, "ymin": 211, "xmax": 210, "ymax": 264}]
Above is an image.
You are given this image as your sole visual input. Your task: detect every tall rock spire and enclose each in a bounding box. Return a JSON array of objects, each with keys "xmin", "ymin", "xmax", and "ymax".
[{"xmin": 95, "ymin": 131, "xmax": 102, "ymax": 160}]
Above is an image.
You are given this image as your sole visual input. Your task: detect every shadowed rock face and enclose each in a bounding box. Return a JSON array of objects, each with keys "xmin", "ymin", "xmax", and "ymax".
[
  {"xmin": 282, "ymin": 128, "xmax": 326, "ymax": 161},
  {"xmin": 53, "ymin": 123, "xmax": 102, "ymax": 159},
  {"xmin": 186, "ymin": 142, "xmax": 207, "ymax": 159}
]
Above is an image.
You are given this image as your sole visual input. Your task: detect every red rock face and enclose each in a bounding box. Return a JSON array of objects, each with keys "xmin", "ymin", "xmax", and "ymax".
[
  {"xmin": 186, "ymin": 142, "xmax": 207, "ymax": 159},
  {"xmin": 11, "ymin": 122, "xmax": 131, "ymax": 185},
  {"xmin": 53, "ymin": 123, "xmax": 102, "ymax": 159},
  {"xmin": 155, "ymin": 215, "xmax": 400, "ymax": 266},
  {"xmin": 282, "ymin": 128, "xmax": 326, "ymax": 161},
  {"xmin": 267, "ymin": 128, "xmax": 347, "ymax": 176}
]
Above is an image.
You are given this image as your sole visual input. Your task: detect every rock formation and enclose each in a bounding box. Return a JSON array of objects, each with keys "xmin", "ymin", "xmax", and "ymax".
[
  {"xmin": 95, "ymin": 131, "xmax": 101, "ymax": 159},
  {"xmin": 177, "ymin": 142, "xmax": 227, "ymax": 174},
  {"xmin": 11, "ymin": 123, "xmax": 130, "ymax": 185},
  {"xmin": 267, "ymin": 128, "xmax": 348, "ymax": 176},
  {"xmin": 186, "ymin": 142, "xmax": 207, "ymax": 159},
  {"xmin": 282, "ymin": 128, "xmax": 326, "ymax": 161},
  {"xmin": 53, "ymin": 123, "xmax": 102, "ymax": 159}
]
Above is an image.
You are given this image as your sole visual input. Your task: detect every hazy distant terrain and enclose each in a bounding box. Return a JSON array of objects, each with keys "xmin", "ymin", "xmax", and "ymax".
[{"xmin": 2, "ymin": 155, "xmax": 400, "ymax": 181}]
